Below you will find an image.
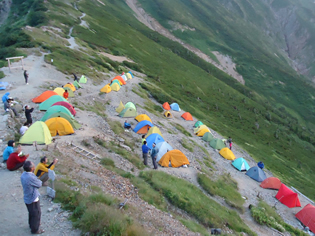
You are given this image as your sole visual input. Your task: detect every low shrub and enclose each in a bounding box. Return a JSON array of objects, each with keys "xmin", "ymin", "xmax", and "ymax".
[{"xmin": 100, "ymin": 157, "xmax": 115, "ymax": 167}]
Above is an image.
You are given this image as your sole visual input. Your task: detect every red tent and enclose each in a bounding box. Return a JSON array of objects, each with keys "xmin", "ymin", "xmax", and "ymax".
[
  {"xmin": 296, "ymin": 204, "xmax": 315, "ymax": 233},
  {"xmin": 260, "ymin": 177, "xmax": 282, "ymax": 190},
  {"xmin": 275, "ymin": 184, "xmax": 301, "ymax": 208},
  {"xmin": 162, "ymin": 102, "xmax": 171, "ymax": 110},
  {"xmin": 51, "ymin": 101, "xmax": 76, "ymax": 116}
]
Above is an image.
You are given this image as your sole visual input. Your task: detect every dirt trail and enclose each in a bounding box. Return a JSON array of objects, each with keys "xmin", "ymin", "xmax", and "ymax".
[{"xmin": 125, "ymin": 0, "xmax": 245, "ymax": 85}]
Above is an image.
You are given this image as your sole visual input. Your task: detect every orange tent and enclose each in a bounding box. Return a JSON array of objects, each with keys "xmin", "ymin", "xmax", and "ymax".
[
  {"xmin": 296, "ymin": 204, "xmax": 315, "ymax": 233},
  {"xmin": 32, "ymin": 91, "xmax": 58, "ymax": 103},
  {"xmin": 111, "ymin": 76, "xmax": 126, "ymax": 85},
  {"xmin": 162, "ymin": 102, "xmax": 171, "ymax": 110},
  {"xmin": 181, "ymin": 112, "xmax": 193, "ymax": 121},
  {"xmin": 275, "ymin": 184, "xmax": 301, "ymax": 208},
  {"xmin": 158, "ymin": 150, "xmax": 190, "ymax": 167},
  {"xmin": 260, "ymin": 177, "xmax": 282, "ymax": 190}
]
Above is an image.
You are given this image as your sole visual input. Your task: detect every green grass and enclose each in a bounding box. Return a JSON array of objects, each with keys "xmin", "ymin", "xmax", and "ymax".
[
  {"xmin": 100, "ymin": 157, "xmax": 115, "ymax": 167},
  {"xmin": 198, "ymin": 173, "xmax": 244, "ymax": 212},
  {"xmin": 108, "ymin": 120, "xmax": 124, "ymax": 135},
  {"xmin": 83, "ymin": 100, "xmax": 107, "ymax": 118},
  {"xmin": 94, "ymin": 137, "xmax": 145, "ymax": 170},
  {"xmin": 140, "ymin": 171, "xmax": 255, "ymax": 235},
  {"xmin": 178, "ymin": 217, "xmax": 210, "ymax": 236},
  {"xmin": 172, "ymin": 123, "xmax": 192, "ymax": 137},
  {"xmin": 54, "ymin": 181, "xmax": 149, "ymax": 236},
  {"xmin": 250, "ymin": 201, "xmax": 308, "ymax": 236},
  {"xmin": 0, "ymin": 71, "xmax": 4, "ymax": 79},
  {"xmin": 180, "ymin": 137, "xmax": 194, "ymax": 152}
]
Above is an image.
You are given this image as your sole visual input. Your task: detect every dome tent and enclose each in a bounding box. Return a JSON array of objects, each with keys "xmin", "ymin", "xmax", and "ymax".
[
  {"xmin": 133, "ymin": 120, "xmax": 153, "ymax": 134},
  {"xmin": 41, "ymin": 105, "xmax": 74, "ymax": 121},
  {"xmin": 64, "ymin": 83, "xmax": 76, "ymax": 91},
  {"xmin": 181, "ymin": 112, "xmax": 193, "ymax": 121},
  {"xmin": 202, "ymin": 132, "xmax": 214, "ymax": 142},
  {"xmin": 170, "ymin": 103, "xmax": 180, "ymax": 111},
  {"xmin": 110, "ymin": 83, "xmax": 121, "ymax": 92},
  {"xmin": 19, "ymin": 121, "xmax": 52, "ymax": 145},
  {"xmin": 219, "ymin": 147, "xmax": 236, "ymax": 160},
  {"xmin": 296, "ymin": 204, "xmax": 315, "ymax": 233},
  {"xmin": 162, "ymin": 102, "xmax": 171, "ymax": 110},
  {"xmin": 210, "ymin": 139, "xmax": 226, "ymax": 150},
  {"xmin": 194, "ymin": 125, "xmax": 209, "ymax": 133},
  {"xmin": 63, "ymin": 87, "xmax": 75, "ymax": 97},
  {"xmin": 79, "ymin": 75, "xmax": 87, "ymax": 83},
  {"xmin": 116, "ymin": 101, "xmax": 125, "ymax": 113},
  {"xmin": 100, "ymin": 84, "xmax": 111, "ymax": 93},
  {"xmin": 53, "ymin": 87, "xmax": 65, "ymax": 96},
  {"xmin": 126, "ymin": 73, "xmax": 132, "ymax": 80},
  {"xmin": 145, "ymin": 126, "xmax": 163, "ymax": 138},
  {"xmin": 51, "ymin": 101, "xmax": 76, "ymax": 116},
  {"xmin": 39, "ymin": 95, "xmax": 67, "ymax": 111},
  {"xmin": 119, "ymin": 107, "xmax": 137, "ymax": 118},
  {"xmin": 125, "ymin": 102, "xmax": 136, "ymax": 110},
  {"xmin": 246, "ymin": 166, "xmax": 267, "ymax": 182},
  {"xmin": 155, "ymin": 142, "xmax": 173, "ymax": 162},
  {"xmin": 158, "ymin": 150, "xmax": 189, "ymax": 168},
  {"xmin": 146, "ymin": 133, "xmax": 164, "ymax": 149},
  {"xmin": 196, "ymin": 128, "xmax": 210, "ymax": 137},
  {"xmin": 164, "ymin": 111, "xmax": 173, "ymax": 118},
  {"xmin": 41, "ymin": 111, "xmax": 81, "ymax": 129},
  {"xmin": 275, "ymin": 184, "xmax": 301, "ymax": 208},
  {"xmin": 32, "ymin": 91, "xmax": 58, "ymax": 103},
  {"xmin": 45, "ymin": 117, "xmax": 74, "ymax": 136},
  {"xmin": 135, "ymin": 114, "xmax": 152, "ymax": 123},
  {"xmin": 260, "ymin": 177, "xmax": 282, "ymax": 190},
  {"xmin": 73, "ymin": 81, "xmax": 82, "ymax": 88},
  {"xmin": 194, "ymin": 121, "xmax": 203, "ymax": 128},
  {"xmin": 232, "ymin": 158, "xmax": 250, "ymax": 171}
]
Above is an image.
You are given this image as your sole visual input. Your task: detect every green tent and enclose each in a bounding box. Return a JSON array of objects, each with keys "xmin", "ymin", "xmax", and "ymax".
[
  {"xmin": 73, "ymin": 81, "xmax": 82, "ymax": 88},
  {"xmin": 194, "ymin": 121, "xmax": 203, "ymax": 127},
  {"xmin": 119, "ymin": 107, "xmax": 137, "ymax": 118},
  {"xmin": 39, "ymin": 95, "xmax": 67, "ymax": 111},
  {"xmin": 125, "ymin": 102, "xmax": 136, "ymax": 110},
  {"xmin": 79, "ymin": 75, "xmax": 87, "ymax": 84},
  {"xmin": 20, "ymin": 121, "xmax": 52, "ymax": 145},
  {"xmin": 41, "ymin": 111, "xmax": 81, "ymax": 129},
  {"xmin": 210, "ymin": 138, "xmax": 226, "ymax": 150},
  {"xmin": 63, "ymin": 87, "xmax": 75, "ymax": 97},
  {"xmin": 41, "ymin": 105, "xmax": 74, "ymax": 121},
  {"xmin": 202, "ymin": 132, "xmax": 214, "ymax": 142}
]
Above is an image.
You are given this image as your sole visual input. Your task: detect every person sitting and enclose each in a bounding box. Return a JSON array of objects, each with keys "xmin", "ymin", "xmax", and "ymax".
[
  {"xmin": 24, "ymin": 105, "xmax": 34, "ymax": 124},
  {"xmin": 63, "ymin": 90, "xmax": 69, "ymax": 100},
  {"xmin": 2, "ymin": 92, "xmax": 10, "ymax": 103},
  {"xmin": 7, "ymin": 145, "xmax": 29, "ymax": 171},
  {"xmin": 20, "ymin": 122, "xmax": 29, "ymax": 135},
  {"xmin": 2, "ymin": 140, "xmax": 15, "ymax": 163},
  {"xmin": 124, "ymin": 120, "xmax": 131, "ymax": 129},
  {"xmin": 4, "ymin": 98, "xmax": 18, "ymax": 117},
  {"xmin": 34, "ymin": 156, "xmax": 58, "ymax": 186}
]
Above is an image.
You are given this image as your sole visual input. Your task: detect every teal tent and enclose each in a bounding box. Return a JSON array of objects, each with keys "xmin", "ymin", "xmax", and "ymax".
[
  {"xmin": 210, "ymin": 139, "xmax": 226, "ymax": 150},
  {"xmin": 41, "ymin": 110, "xmax": 81, "ymax": 129},
  {"xmin": 39, "ymin": 95, "xmax": 67, "ymax": 111},
  {"xmin": 232, "ymin": 158, "xmax": 250, "ymax": 171},
  {"xmin": 194, "ymin": 121, "xmax": 203, "ymax": 128},
  {"xmin": 41, "ymin": 105, "xmax": 74, "ymax": 121},
  {"xmin": 111, "ymin": 80, "xmax": 121, "ymax": 86}
]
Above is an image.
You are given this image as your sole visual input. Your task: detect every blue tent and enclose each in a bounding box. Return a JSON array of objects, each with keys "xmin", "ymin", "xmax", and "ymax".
[
  {"xmin": 170, "ymin": 103, "xmax": 180, "ymax": 111},
  {"xmin": 155, "ymin": 141, "xmax": 173, "ymax": 162},
  {"xmin": 133, "ymin": 120, "xmax": 153, "ymax": 133},
  {"xmin": 128, "ymin": 71, "xmax": 134, "ymax": 78},
  {"xmin": 232, "ymin": 158, "xmax": 250, "ymax": 171},
  {"xmin": 146, "ymin": 133, "xmax": 164, "ymax": 149},
  {"xmin": 246, "ymin": 166, "xmax": 267, "ymax": 182}
]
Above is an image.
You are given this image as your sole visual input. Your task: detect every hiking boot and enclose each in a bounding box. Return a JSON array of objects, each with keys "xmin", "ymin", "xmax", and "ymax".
[{"xmin": 33, "ymin": 229, "xmax": 45, "ymax": 234}]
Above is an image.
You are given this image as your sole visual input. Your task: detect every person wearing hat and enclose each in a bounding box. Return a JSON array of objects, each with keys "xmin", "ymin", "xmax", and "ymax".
[
  {"xmin": 150, "ymin": 143, "xmax": 158, "ymax": 169},
  {"xmin": 24, "ymin": 105, "xmax": 34, "ymax": 124}
]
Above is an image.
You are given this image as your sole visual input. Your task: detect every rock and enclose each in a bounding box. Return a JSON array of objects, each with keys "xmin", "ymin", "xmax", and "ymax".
[{"xmin": 48, "ymin": 207, "xmax": 54, "ymax": 212}]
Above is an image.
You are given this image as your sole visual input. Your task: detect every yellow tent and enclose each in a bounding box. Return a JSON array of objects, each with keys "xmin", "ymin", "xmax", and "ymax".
[
  {"xmin": 100, "ymin": 84, "xmax": 111, "ymax": 93},
  {"xmin": 135, "ymin": 114, "xmax": 152, "ymax": 123},
  {"xmin": 116, "ymin": 101, "xmax": 125, "ymax": 113},
  {"xmin": 64, "ymin": 83, "xmax": 76, "ymax": 92},
  {"xmin": 158, "ymin": 150, "xmax": 190, "ymax": 167},
  {"xmin": 164, "ymin": 111, "xmax": 173, "ymax": 118},
  {"xmin": 219, "ymin": 147, "xmax": 236, "ymax": 160},
  {"xmin": 54, "ymin": 87, "xmax": 65, "ymax": 96},
  {"xmin": 126, "ymin": 73, "xmax": 132, "ymax": 80},
  {"xmin": 196, "ymin": 128, "xmax": 210, "ymax": 137},
  {"xmin": 110, "ymin": 83, "xmax": 120, "ymax": 92},
  {"xmin": 145, "ymin": 126, "xmax": 163, "ymax": 138},
  {"xmin": 45, "ymin": 117, "xmax": 74, "ymax": 136},
  {"xmin": 194, "ymin": 125, "xmax": 209, "ymax": 134}
]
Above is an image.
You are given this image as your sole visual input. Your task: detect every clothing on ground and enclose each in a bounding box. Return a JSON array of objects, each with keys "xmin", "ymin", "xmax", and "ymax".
[
  {"xmin": 25, "ymin": 108, "xmax": 34, "ymax": 124},
  {"xmin": 2, "ymin": 146, "xmax": 14, "ymax": 161},
  {"xmin": 34, "ymin": 162, "xmax": 55, "ymax": 178},
  {"xmin": 20, "ymin": 125, "xmax": 29, "ymax": 135},
  {"xmin": 142, "ymin": 144, "xmax": 151, "ymax": 154},
  {"xmin": 26, "ymin": 201, "xmax": 41, "ymax": 234},
  {"xmin": 7, "ymin": 152, "xmax": 27, "ymax": 170},
  {"xmin": 21, "ymin": 171, "xmax": 42, "ymax": 204}
]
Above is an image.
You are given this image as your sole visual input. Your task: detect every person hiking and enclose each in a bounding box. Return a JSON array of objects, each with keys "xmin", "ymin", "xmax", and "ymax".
[
  {"xmin": 34, "ymin": 156, "xmax": 58, "ymax": 186},
  {"xmin": 24, "ymin": 105, "xmax": 34, "ymax": 124},
  {"xmin": 142, "ymin": 141, "xmax": 150, "ymax": 166},
  {"xmin": 24, "ymin": 70, "xmax": 29, "ymax": 84},
  {"xmin": 151, "ymin": 143, "xmax": 158, "ymax": 169},
  {"xmin": 7, "ymin": 145, "xmax": 30, "ymax": 171},
  {"xmin": 2, "ymin": 140, "xmax": 15, "ymax": 163},
  {"xmin": 72, "ymin": 73, "xmax": 78, "ymax": 82},
  {"xmin": 227, "ymin": 137, "xmax": 232, "ymax": 150},
  {"xmin": 63, "ymin": 90, "xmax": 69, "ymax": 100},
  {"xmin": 21, "ymin": 161, "xmax": 44, "ymax": 234},
  {"xmin": 141, "ymin": 135, "xmax": 146, "ymax": 145}
]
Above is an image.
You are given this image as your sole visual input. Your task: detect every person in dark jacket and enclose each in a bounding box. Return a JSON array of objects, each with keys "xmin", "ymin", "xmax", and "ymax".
[
  {"xmin": 73, "ymin": 73, "xmax": 78, "ymax": 81},
  {"xmin": 151, "ymin": 143, "xmax": 158, "ymax": 169},
  {"xmin": 24, "ymin": 70, "xmax": 29, "ymax": 84},
  {"xmin": 4, "ymin": 98, "xmax": 18, "ymax": 116},
  {"xmin": 24, "ymin": 105, "xmax": 34, "ymax": 124},
  {"xmin": 21, "ymin": 161, "xmax": 44, "ymax": 234},
  {"xmin": 142, "ymin": 141, "xmax": 150, "ymax": 166}
]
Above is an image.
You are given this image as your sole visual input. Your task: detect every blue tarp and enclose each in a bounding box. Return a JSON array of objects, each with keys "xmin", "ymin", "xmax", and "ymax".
[{"xmin": 133, "ymin": 120, "xmax": 153, "ymax": 133}]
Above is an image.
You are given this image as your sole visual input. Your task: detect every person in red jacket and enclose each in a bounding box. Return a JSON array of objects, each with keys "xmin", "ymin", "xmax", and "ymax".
[
  {"xmin": 7, "ymin": 145, "xmax": 29, "ymax": 171},
  {"xmin": 63, "ymin": 90, "xmax": 69, "ymax": 100}
]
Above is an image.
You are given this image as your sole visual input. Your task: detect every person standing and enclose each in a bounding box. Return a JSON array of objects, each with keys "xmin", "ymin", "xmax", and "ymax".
[
  {"xmin": 2, "ymin": 140, "xmax": 15, "ymax": 163},
  {"xmin": 151, "ymin": 143, "xmax": 158, "ymax": 169},
  {"xmin": 25, "ymin": 105, "xmax": 34, "ymax": 124},
  {"xmin": 34, "ymin": 156, "xmax": 58, "ymax": 186},
  {"xmin": 141, "ymin": 135, "xmax": 146, "ymax": 145},
  {"xmin": 63, "ymin": 90, "xmax": 69, "ymax": 100},
  {"xmin": 227, "ymin": 137, "xmax": 232, "ymax": 150},
  {"xmin": 142, "ymin": 141, "xmax": 150, "ymax": 166},
  {"xmin": 72, "ymin": 73, "xmax": 78, "ymax": 82},
  {"xmin": 21, "ymin": 161, "xmax": 44, "ymax": 234},
  {"xmin": 24, "ymin": 70, "xmax": 29, "ymax": 85}
]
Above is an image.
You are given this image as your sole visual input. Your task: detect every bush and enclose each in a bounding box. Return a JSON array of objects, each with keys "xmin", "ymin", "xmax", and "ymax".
[
  {"xmin": 0, "ymin": 71, "xmax": 4, "ymax": 79},
  {"xmin": 28, "ymin": 11, "xmax": 47, "ymax": 26},
  {"xmin": 100, "ymin": 158, "xmax": 115, "ymax": 167}
]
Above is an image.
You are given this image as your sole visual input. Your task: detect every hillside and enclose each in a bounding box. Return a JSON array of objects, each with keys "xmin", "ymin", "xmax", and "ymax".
[{"xmin": 0, "ymin": 0, "xmax": 315, "ymax": 235}]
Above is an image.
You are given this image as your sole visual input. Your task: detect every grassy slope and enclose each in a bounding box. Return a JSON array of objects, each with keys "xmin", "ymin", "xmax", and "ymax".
[{"xmin": 17, "ymin": 0, "xmax": 315, "ymax": 198}]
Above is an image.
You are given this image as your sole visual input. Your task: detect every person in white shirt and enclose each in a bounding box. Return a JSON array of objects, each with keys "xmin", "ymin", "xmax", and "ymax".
[{"xmin": 20, "ymin": 122, "xmax": 29, "ymax": 135}]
